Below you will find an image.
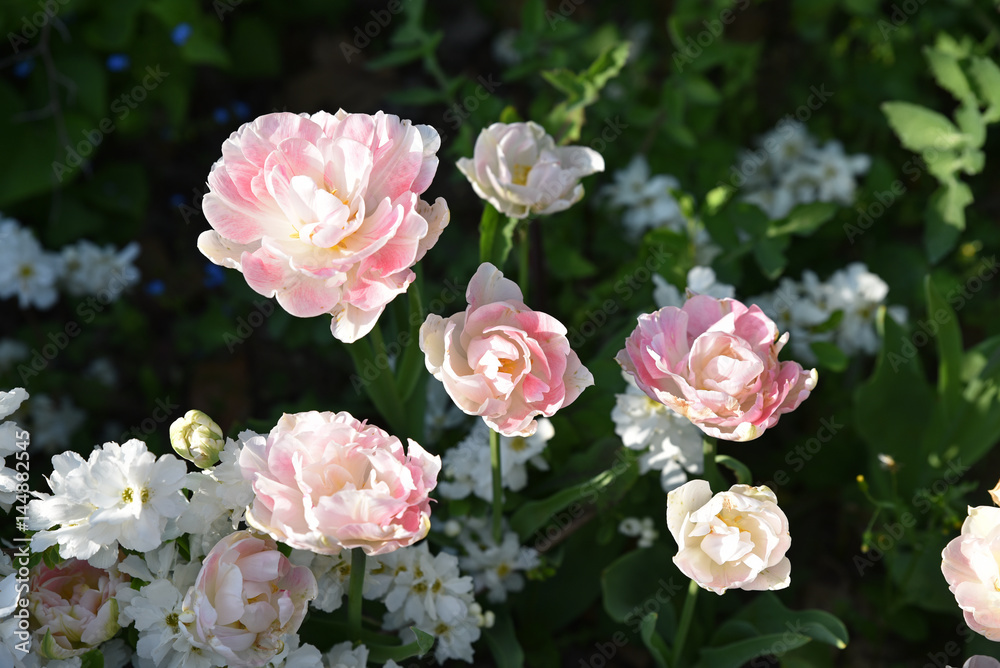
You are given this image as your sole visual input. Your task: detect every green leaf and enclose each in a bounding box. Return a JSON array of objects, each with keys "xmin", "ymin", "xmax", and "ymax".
[
  {"xmin": 367, "ymin": 628, "xmax": 435, "ymax": 663},
  {"xmin": 924, "ymin": 46, "xmax": 973, "ymax": 102},
  {"xmin": 715, "ymin": 454, "xmax": 753, "ymax": 484},
  {"xmin": 640, "ymin": 614, "xmax": 671, "ymax": 668},
  {"xmin": 483, "ymin": 611, "xmax": 525, "ymax": 668},
  {"xmin": 543, "ymin": 42, "xmax": 630, "ymax": 142},
  {"xmin": 180, "ymin": 31, "xmax": 231, "ymax": 68},
  {"xmin": 854, "ymin": 308, "xmax": 936, "ymax": 466},
  {"xmin": 939, "ymin": 180, "xmax": 973, "ymax": 230},
  {"xmin": 954, "ymin": 102, "xmax": 986, "ymax": 148},
  {"xmin": 386, "ymin": 86, "xmax": 448, "ymax": 106},
  {"xmin": 81, "ymin": 647, "xmax": 105, "ymax": 668},
  {"xmin": 969, "ymin": 56, "xmax": 1000, "ymax": 122},
  {"xmin": 601, "ymin": 545, "xmax": 679, "ymax": 641},
  {"xmin": 698, "ymin": 594, "xmax": 848, "ymax": 668},
  {"xmin": 511, "ymin": 451, "xmax": 638, "ymax": 540},
  {"xmin": 499, "ymin": 105, "xmax": 523, "ymax": 124},
  {"xmin": 925, "ymin": 188, "xmax": 962, "ymax": 263},
  {"xmin": 882, "ymin": 102, "xmax": 966, "ymax": 152},
  {"xmin": 925, "ymin": 276, "xmax": 964, "ymax": 415},
  {"xmin": 752, "ymin": 236, "xmax": 790, "ymax": 280},
  {"xmin": 810, "ymin": 341, "xmax": 849, "ymax": 372},
  {"xmin": 767, "ymin": 202, "xmax": 839, "ymax": 237},
  {"xmin": 703, "ymin": 185, "xmax": 735, "ymax": 215}
]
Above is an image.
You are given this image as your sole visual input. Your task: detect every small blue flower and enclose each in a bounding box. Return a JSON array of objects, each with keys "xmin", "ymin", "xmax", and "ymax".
[
  {"xmin": 106, "ymin": 54, "xmax": 130, "ymax": 72},
  {"xmin": 203, "ymin": 263, "xmax": 226, "ymax": 288},
  {"xmin": 171, "ymin": 23, "xmax": 193, "ymax": 46},
  {"xmin": 169, "ymin": 193, "xmax": 186, "ymax": 208},
  {"xmin": 13, "ymin": 60, "xmax": 34, "ymax": 78},
  {"xmin": 231, "ymin": 100, "xmax": 251, "ymax": 120},
  {"xmin": 213, "ymin": 107, "xmax": 230, "ymax": 125},
  {"xmin": 145, "ymin": 279, "xmax": 166, "ymax": 296}
]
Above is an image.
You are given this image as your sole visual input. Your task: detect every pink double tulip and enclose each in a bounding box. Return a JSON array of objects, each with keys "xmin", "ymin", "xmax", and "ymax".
[
  {"xmin": 182, "ymin": 531, "xmax": 317, "ymax": 667},
  {"xmin": 617, "ymin": 295, "xmax": 817, "ymax": 441},
  {"xmin": 28, "ymin": 559, "xmax": 125, "ymax": 660},
  {"xmin": 420, "ymin": 262, "xmax": 594, "ymax": 437},
  {"xmin": 198, "ymin": 110, "xmax": 449, "ymax": 343},
  {"xmin": 240, "ymin": 411, "xmax": 441, "ymax": 556}
]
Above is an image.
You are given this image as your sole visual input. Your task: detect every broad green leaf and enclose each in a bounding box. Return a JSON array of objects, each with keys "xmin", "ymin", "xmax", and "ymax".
[
  {"xmin": 640, "ymin": 614, "xmax": 671, "ymax": 668},
  {"xmin": 499, "ymin": 105, "xmax": 523, "ymax": 124},
  {"xmin": 854, "ymin": 308, "xmax": 936, "ymax": 464},
  {"xmin": 924, "ymin": 46, "xmax": 973, "ymax": 102},
  {"xmin": 925, "ymin": 276, "xmax": 964, "ymax": 415},
  {"xmin": 810, "ymin": 341, "xmax": 849, "ymax": 372},
  {"xmin": 703, "ymin": 185, "xmax": 735, "ymax": 215},
  {"xmin": 81, "ymin": 648, "xmax": 105, "ymax": 668},
  {"xmin": 924, "ymin": 188, "xmax": 962, "ymax": 263},
  {"xmin": 698, "ymin": 593, "xmax": 848, "ymax": 668},
  {"xmin": 752, "ymin": 236, "xmax": 790, "ymax": 280},
  {"xmin": 601, "ymin": 545, "xmax": 679, "ymax": 640},
  {"xmin": 954, "ymin": 102, "xmax": 986, "ymax": 148},
  {"xmin": 882, "ymin": 102, "xmax": 966, "ymax": 152},
  {"xmin": 969, "ymin": 56, "xmax": 1000, "ymax": 122},
  {"xmin": 767, "ymin": 202, "xmax": 838, "ymax": 237},
  {"xmin": 483, "ymin": 611, "xmax": 525, "ymax": 668}
]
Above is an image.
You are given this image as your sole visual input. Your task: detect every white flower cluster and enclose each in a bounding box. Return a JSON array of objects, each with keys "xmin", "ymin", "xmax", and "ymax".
[
  {"xmin": 750, "ymin": 262, "xmax": 906, "ymax": 365},
  {"xmin": 601, "ymin": 155, "xmax": 686, "ymax": 240},
  {"xmin": 618, "ymin": 517, "xmax": 660, "ymax": 548},
  {"xmin": 438, "ymin": 419, "xmax": 553, "ymax": 502},
  {"xmin": 1, "ymin": 552, "xmax": 26, "ymax": 668},
  {"xmin": 455, "ymin": 517, "xmax": 540, "ymax": 604},
  {"xmin": 0, "ymin": 387, "xmax": 28, "ymax": 512},
  {"xmin": 296, "ymin": 542, "xmax": 486, "ymax": 664},
  {"xmin": 611, "ymin": 375, "xmax": 704, "ymax": 492},
  {"xmin": 0, "ymin": 216, "xmax": 140, "ymax": 310},
  {"xmin": 736, "ymin": 120, "xmax": 871, "ymax": 220},
  {"xmin": 26, "ymin": 439, "xmax": 189, "ymax": 568},
  {"xmin": 653, "ymin": 266, "xmax": 735, "ymax": 309}
]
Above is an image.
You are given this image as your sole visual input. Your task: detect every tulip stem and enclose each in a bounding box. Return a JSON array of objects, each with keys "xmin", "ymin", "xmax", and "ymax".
[
  {"xmin": 518, "ymin": 222, "xmax": 530, "ymax": 301},
  {"xmin": 671, "ymin": 579, "xmax": 700, "ymax": 666},
  {"xmin": 490, "ymin": 427, "xmax": 503, "ymax": 543},
  {"xmin": 348, "ymin": 548, "xmax": 366, "ymax": 638}
]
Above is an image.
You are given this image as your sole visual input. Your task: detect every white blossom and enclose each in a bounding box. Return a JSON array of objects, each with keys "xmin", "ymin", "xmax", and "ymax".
[
  {"xmin": 611, "ymin": 376, "xmax": 704, "ymax": 492},
  {"xmin": 0, "ymin": 219, "xmax": 62, "ymax": 310},
  {"xmin": 60, "ymin": 240, "xmax": 140, "ymax": 299},
  {"xmin": 0, "ymin": 387, "xmax": 28, "ymax": 512}
]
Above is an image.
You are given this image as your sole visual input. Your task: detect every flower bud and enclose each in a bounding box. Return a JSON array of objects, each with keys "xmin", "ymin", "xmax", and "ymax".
[{"xmin": 170, "ymin": 410, "xmax": 224, "ymax": 468}]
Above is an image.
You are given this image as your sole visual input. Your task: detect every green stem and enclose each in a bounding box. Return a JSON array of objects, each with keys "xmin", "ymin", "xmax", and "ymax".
[
  {"xmin": 490, "ymin": 428, "xmax": 503, "ymax": 543},
  {"xmin": 346, "ymin": 332, "xmax": 408, "ymax": 439},
  {"xmin": 671, "ymin": 579, "xmax": 700, "ymax": 667},
  {"xmin": 518, "ymin": 222, "xmax": 530, "ymax": 301},
  {"xmin": 702, "ymin": 438, "xmax": 725, "ymax": 492},
  {"xmin": 348, "ymin": 549, "xmax": 366, "ymax": 638}
]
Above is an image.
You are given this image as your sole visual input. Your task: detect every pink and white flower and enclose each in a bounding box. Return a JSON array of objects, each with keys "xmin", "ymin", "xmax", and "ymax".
[
  {"xmin": 28, "ymin": 558, "xmax": 126, "ymax": 660},
  {"xmin": 181, "ymin": 531, "xmax": 317, "ymax": 667},
  {"xmin": 420, "ymin": 262, "xmax": 593, "ymax": 437},
  {"xmin": 239, "ymin": 411, "xmax": 440, "ymax": 556},
  {"xmin": 942, "ymin": 504, "xmax": 1000, "ymax": 641},
  {"xmin": 457, "ymin": 121, "xmax": 604, "ymax": 219},
  {"xmin": 667, "ymin": 480, "xmax": 791, "ymax": 595},
  {"xmin": 616, "ymin": 295, "xmax": 817, "ymax": 442},
  {"xmin": 198, "ymin": 110, "xmax": 449, "ymax": 343}
]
